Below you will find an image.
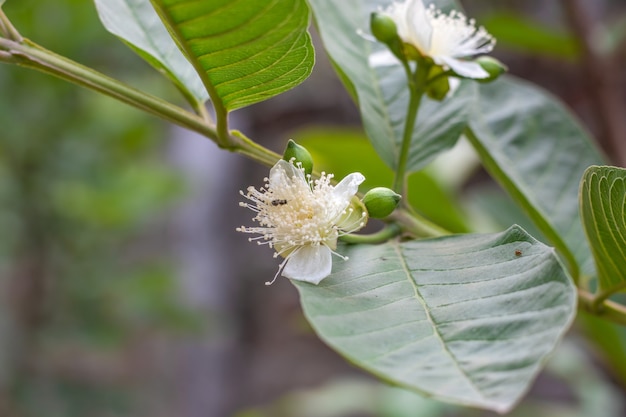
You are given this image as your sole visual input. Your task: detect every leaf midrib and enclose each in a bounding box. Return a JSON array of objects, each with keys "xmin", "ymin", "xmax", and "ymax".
[{"xmin": 391, "ymin": 239, "xmax": 486, "ymax": 401}]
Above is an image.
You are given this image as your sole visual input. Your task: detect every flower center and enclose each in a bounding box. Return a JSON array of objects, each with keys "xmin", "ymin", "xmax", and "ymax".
[
  {"xmin": 426, "ymin": 6, "xmax": 494, "ymax": 58},
  {"xmin": 237, "ymin": 166, "xmax": 349, "ymax": 257}
]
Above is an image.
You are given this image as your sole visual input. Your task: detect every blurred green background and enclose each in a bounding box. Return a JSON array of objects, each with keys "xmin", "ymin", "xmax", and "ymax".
[{"xmin": 1, "ymin": 0, "xmax": 626, "ymax": 416}]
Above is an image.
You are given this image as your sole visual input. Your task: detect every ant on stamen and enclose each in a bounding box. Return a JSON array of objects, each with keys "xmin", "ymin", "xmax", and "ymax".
[{"xmin": 271, "ymin": 199, "xmax": 288, "ymax": 206}]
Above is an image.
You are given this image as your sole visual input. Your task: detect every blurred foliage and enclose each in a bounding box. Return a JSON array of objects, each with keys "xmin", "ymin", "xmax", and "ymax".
[
  {"xmin": 481, "ymin": 13, "xmax": 580, "ymax": 59},
  {"xmin": 233, "ymin": 342, "xmax": 624, "ymax": 417},
  {"xmin": 0, "ymin": 0, "xmax": 201, "ymax": 415}
]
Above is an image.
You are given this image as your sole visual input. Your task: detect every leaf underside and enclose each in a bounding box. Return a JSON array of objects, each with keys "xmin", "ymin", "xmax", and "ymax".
[
  {"xmin": 467, "ymin": 76, "xmax": 607, "ymax": 279},
  {"xmin": 94, "ymin": 0, "xmax": 209, "ymax": 104},
  {"xmin": 293, "ymin": 225, "xmax": 576, "ymax": 413},
  {"xmin": 580, "ymin": 165, "xmax": 626, "ymax": 293},
  {"xmin": 307, "ymin": 0, "xmax": 473, "ymax": 172},
  {"xmin": 151, "ymin": 0, "xmax": 314, "ymax": 112}
]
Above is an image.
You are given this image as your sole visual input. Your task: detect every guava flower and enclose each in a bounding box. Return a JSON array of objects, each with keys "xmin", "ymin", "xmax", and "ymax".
[
  {"xmin": 237, "ymin": 160, "xmax": 367, "ymax": 286},
  {"xmin": 374, "ymin": 0, "xmax": 495, "ymax": 78}
]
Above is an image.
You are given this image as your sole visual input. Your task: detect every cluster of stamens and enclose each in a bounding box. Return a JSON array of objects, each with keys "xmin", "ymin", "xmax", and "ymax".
[
  {"xmin": 237, "ymin": 164, "xmax": 365, "ymax": 260},
  {"xmin": 425, "ymin": 5, "xmax": 495, "ymax": 58}
]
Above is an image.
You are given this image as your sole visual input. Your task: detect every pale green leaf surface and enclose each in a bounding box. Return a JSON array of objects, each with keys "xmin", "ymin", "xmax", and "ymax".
[
  {"xmin": 308, "ymin": 0, "xmax": 476, "ymax": 172},
  {"xmin": 294, "ymin": 225, "xmax": 576, "ymax": 413},
  {"xmin": 580, "ymin": 165, "xmax": 626, "ymax": 293},
  {"xmin": 150, "ymin": 0, "xmax": 314, "ymax": 111},
  {"xmin": 466, "ymin": 76, "xmax": 607, "ymax": 280},
  {"xmin": 94, "ymin": 0, "xmax": 208, "ymax": 104}
]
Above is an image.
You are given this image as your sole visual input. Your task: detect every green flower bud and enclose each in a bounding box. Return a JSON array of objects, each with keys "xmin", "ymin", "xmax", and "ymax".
[
  {"xmin": 282, "ymin": 139, "xmax": 313, "ymax": 176},
  {"xmin": 475, "ymin": 56, "xmax": 507, "ymax": 83},
  {"xmin": 370, "ymin": 12, "xmax": 407, "ymax": 63},
  {"xmin": 425, "ymin": 65, "xmax": 450, "ymax": 101},
  {"xmin": 370, "ymin": 12, "xmax": 398, "ymax": 44},
  {"xmin": 362, "ymin": 187, "xmax": 401, "ymax": 218}
]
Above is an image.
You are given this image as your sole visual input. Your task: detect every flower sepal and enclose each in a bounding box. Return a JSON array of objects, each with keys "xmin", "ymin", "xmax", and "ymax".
[
  {"xmin": 425, "ymin": 65, "xmax": 451, "ymax": 101},
  {"xmin": 282, "ymin": 139, "xmax": 313, "ymax": 176},
  {"xmin": 474, "ymin": 56, "xmax": 507, "ymax": 83},
  {"xmin": 336, "ymin": 196, "xmax": 369, "ymax": 237}
]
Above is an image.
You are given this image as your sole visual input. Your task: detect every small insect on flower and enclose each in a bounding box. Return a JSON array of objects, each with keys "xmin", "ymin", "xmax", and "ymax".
[
  {"xmin": 271, "ymin": 199, "xmax": 288, "ymax": 206},
  {"xmin": 237, "ymin": 160, "xmax": 367, "ymax": 286}
]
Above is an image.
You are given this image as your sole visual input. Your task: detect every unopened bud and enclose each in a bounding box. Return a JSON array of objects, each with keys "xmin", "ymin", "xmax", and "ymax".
[
  {"xmin": 370, "ymin": 12, "xmax": 398, "ymax": 44},
  {"xmin": 362, "ymin": 187, "xmax": 401, "ymax": 218},
  {"xmin": 283, "ymin": 139, "xmax": 313, "ymax": 176},
  {"xmin": 425, "ymin": 65, "xmax": 450, "ymax": 101},
  {"xmin": 475, "ymin": 56, "xmax": 507, "ymax": 82}
]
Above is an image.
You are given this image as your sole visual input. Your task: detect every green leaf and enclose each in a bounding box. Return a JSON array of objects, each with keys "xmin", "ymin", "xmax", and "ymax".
[
  {"xmin": 150, "ymin": 0, "xmax": 314, "ymax": 112},
  {"xmin": 93, "ymin": 0, "xmax": 209, "ymax": 105},
  {"xmin": 580, "ymin": 165, "xmax": 626, "ymax": 294},
  {"xmin": 466, "ymin": 76, "xmax": 607, "ymax": 281},
  {"xmin": 293, "ymin": 225, "xmax": 576, "ymax": 413},
  {"xmin": 308, "ymin": 0, "xmax": 476, "ymax": 172}
]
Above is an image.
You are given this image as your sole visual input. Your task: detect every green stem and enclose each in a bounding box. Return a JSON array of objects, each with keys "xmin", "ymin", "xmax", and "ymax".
[
  {"xmin": 0, "ymin": 8, "xmax": 22, "ymax": 42},
  {"xmin": 148, "ymin": 1, "xmax": 232, "ymax": 147},
  {"xmin": 340, "ymin": 223, "xmax": 402, "ymax": 244},
  {"xmin": 392, "ymin": 63, "xmax": 429, "ymax": 194},
  {"xmin": 231, "ymin": 130, "xmax": 281, "ymax": 167},
  {"xmin": 0, "ymin": 37, "xmax": 280, "ymax": 168},
  {"xmin": 388, "ymin": 207, "xmax": 448, "ymax": 238},
  {"xmin": 590, "ymin": 283, "xmax": 626, "ymax": 313},
  {"xmin": 578, "ymin": 289, "xmax": 626, "ymax": 326}
]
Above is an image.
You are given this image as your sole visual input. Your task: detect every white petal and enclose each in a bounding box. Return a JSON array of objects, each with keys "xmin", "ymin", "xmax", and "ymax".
[
  {"xmin": 333, "ymin": 172, "xmax": 365, "ymax": 202},
  {"xmin": 437, "ymin": 56, "xmax": 489, "ymax": 79},
  {"xmin": 405, "ymin": 0, "xmax": 432, "ymax": 53},
  {"xmin": 269, "ymin": 159, "xmax": 305, "ymax": 189},
  {"xmin": 446, "ymin": 77, "xmax": 461, "ymax": 98},
  {"xmin": 369, "ymin": 50, "xmax": 400, "ymax": 68},
  {"xmin": 281, "ymin": 245, "xmax": 332, "ymax": 285}
]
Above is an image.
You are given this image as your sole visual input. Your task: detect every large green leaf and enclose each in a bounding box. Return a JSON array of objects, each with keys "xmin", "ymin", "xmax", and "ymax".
[
  {"xmin": 293, "ymin": 225, "xmax": 576, "ymax": 412},
  {"xmin": 308, "ymin": 0, "xmax": 476, "ymax": 172},
  {"xmin": 150, "ymin": 0, "xmax": 314, "ymax": 112},
  {"xmin": 466, "ymin": 76, "xmax": 607, "ymax": 280},
  {"xmin": 93, "ymin": 0, "xmax": 209, "ymax": 105},
  {"xmin": 580, "ymin": 165, "xmax": 626, "ymax": 293}
]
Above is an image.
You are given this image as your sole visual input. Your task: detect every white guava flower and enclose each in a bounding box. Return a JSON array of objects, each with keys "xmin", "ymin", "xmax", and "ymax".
[
  {"xmin": 237, "ymin": 160, "xmax": 367, "ymax": 286},
  {"xmin": 373, "ymin": 0, "xmax": 495, "ymax": 78}
]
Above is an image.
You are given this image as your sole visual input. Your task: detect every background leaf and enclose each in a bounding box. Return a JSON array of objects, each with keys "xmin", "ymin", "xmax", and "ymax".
[
  {"xmin": 482, "ymin": 13, "xmax": 580, "ymax": 59},
  {"xmin": 307, "ymin": 0, "xmax": 476, "ymax": 172},
  {"xmin": 466, "ymin": 76, "xmax": 607, "ymax": 280},
  {"xmin": 94, "ymin": 0, "xmax": 209, "ymax": 105},
  {"xmin": 150, "ymin": 0, "xmax": 314, "ymax": 112},
  {"xmin": 294, "ymin": 225, "xmax": 576, "ymax": 413},
  {"xmin": 580, "ymin": 165, "xmax": 626, "ymax": 293}
]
